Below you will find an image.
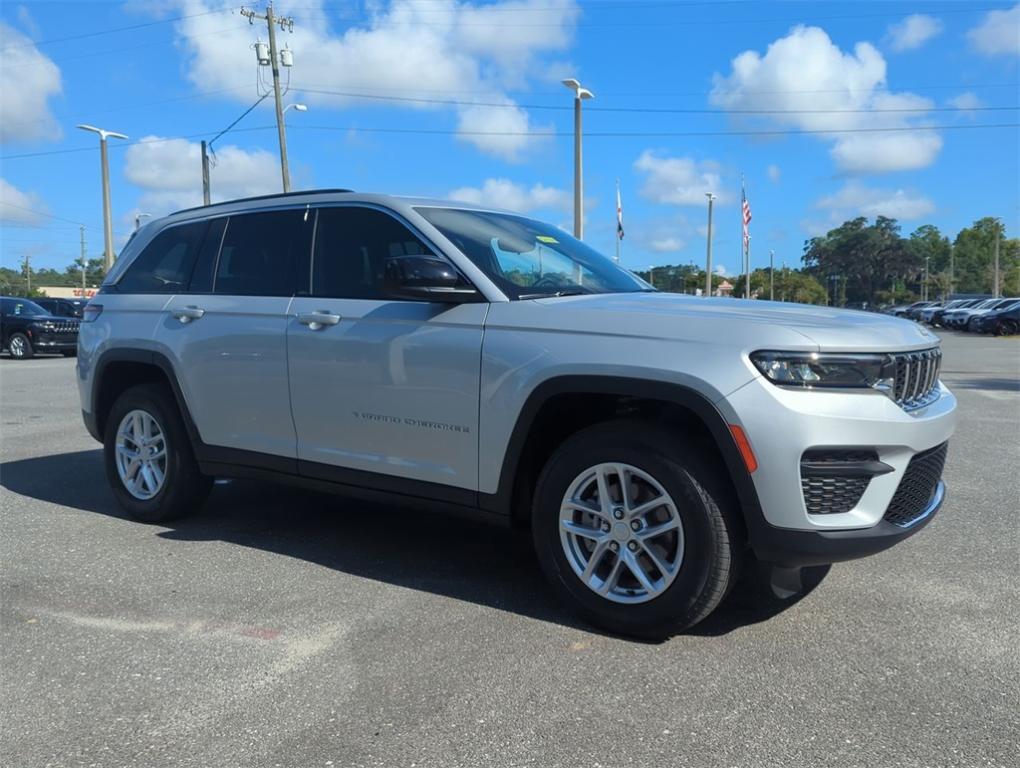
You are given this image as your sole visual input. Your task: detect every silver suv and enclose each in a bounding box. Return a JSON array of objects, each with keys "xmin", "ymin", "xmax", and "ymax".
[{"xmin": 77, "ymin": 190, "xmax": 956, "ymax": 637}]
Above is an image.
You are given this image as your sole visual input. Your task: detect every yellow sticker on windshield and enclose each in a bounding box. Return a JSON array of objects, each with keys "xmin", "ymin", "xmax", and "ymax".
[{"xmin": 536, "ymin": 235, "xmax": 558, "ymax": 243}]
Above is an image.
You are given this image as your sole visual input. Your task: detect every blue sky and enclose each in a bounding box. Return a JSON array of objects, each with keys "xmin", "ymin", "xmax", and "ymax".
[{"xmin": 1, "ymin": 0, "xmax": 1018, "ymax": 275}]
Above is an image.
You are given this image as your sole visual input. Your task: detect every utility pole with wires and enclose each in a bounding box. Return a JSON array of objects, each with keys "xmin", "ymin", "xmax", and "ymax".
[{"xmin": 242, "ymin": 3, "xmax": 295, "ymax": 193}]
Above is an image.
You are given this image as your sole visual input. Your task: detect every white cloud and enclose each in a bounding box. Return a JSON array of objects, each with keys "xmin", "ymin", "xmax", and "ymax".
[
  {"xmin": 816, "ymin": 181, "xmax": 935, "ymax": 221},
  {"xmin": 711, "ymin": 26, "xmax": 942, "ymax": 173},
  {"xmin": 967, "ymin": 4, "xmax": 1020, "ymax": 57},
  {"xmin": 0, "ymin": 22, "xmax": 63, "ymax": 143},
  {"xmin": 124, "ymin": 135, "xmax": 279, "ymax": 213},
  {"xmin": 166, "ymin": 0, "xmax": 578, "ymax": 160},
  {"xmin": 0, "ymin": 177, "xmax": 47, "ymax": 225},
  {"xmin": 767, "ymin": 164, "xmax": 781, "ymax": 183},
  {"xmin": 885, "ymin": 14, "xmax": 943, "ymax": 52},
  {"xmin": 633, "ymin": 151, "xmax": 728, "ymax": 206},
  {"xmin": 948, "ymin": 92, "xmax": 983, "ymax": 111},
  {"xmin": 448, "ymin": 178, "xmax": 569, "ymax": 213},
  {"xmin": 649, "ymin": 237, "xmax": 684, "ymax": 253}
]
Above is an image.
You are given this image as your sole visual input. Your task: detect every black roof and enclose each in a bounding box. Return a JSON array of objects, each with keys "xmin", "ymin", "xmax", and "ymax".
[{"xmin": 173, "ymin": 188, "xmax": 355, "ymax": 216}]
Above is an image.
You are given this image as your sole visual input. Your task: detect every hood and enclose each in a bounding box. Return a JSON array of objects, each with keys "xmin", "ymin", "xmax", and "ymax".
[{"xmin": 525, "ymin": 292, "xmax": 939, "ymax": 352}]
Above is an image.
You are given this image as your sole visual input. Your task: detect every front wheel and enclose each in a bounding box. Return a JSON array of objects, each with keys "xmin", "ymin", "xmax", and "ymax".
[
  {"xmin": 531, "ymin": 420, "xmax": 741, "ymax": 639},
  {"xmin": 103, "ymin": 383, "xmax": 211, "ymax": 522},
  {"xmin": 8, "ymin": 333, "xmax": 34, "ymax": 359}
]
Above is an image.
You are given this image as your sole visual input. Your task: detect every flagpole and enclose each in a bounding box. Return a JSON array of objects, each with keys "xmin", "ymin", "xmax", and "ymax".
[{"xmin": 615, "ymin": 178, "xmax": 622, "ymax": 264}]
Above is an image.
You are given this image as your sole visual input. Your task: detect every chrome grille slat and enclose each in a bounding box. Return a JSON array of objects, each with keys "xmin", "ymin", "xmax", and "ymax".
[{"xmin": 892, "ymin": 347, "xmax": 941, "ymax": 411}]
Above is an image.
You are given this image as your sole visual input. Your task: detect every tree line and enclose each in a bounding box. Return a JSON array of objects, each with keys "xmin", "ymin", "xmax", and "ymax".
[
  {"xmin": 636, "ymin": 216, "xmax": 1017, "ymax": 306},
  {"xmin": 0, "ymin": 257, "xmax": 106, "ymax": 297}
]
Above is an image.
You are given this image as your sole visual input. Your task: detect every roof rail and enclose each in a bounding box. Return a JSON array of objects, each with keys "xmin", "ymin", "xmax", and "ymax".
[{"xmin": 172, "ymin": 188, "xmax": 355, "ymax": 216}]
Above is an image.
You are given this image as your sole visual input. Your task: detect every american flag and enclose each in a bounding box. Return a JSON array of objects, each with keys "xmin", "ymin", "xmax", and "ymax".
[
  {"xmin": 616, "ymin": 183, "xmax": 625, "ymax": 240},
  {"xmin": 741, "ymin": 186, "xmax": 752, "ymax": 251}
]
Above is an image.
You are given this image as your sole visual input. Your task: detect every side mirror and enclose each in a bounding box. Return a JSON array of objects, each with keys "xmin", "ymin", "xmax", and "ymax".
[{"xmin": 384, "ymin": 255, "xmax": 479, "ymax": 302}]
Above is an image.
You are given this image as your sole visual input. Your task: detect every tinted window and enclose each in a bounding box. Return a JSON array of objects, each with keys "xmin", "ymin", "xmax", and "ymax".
[
  {"xmin": 187, "ymin": 217, "xmax": 227, "ymax": 293},
  {"xmin": 215, "ymin": 210, "xmax": 312, "ymax": 296},
  {"xmin": 118, "ymin": 221, "xmax": 209, "ymax": 293},
  {"xmin": 311, "ymin": 207, "xmax": 440, "ymax": 299}
]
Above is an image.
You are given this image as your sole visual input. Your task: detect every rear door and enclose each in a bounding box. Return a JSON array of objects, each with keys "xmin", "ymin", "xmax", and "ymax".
[
  {"xmin": 286, "ymin": 205, "xmax": 485, "ymax": 495},
  {"xmin": 155, "ymin": 209, "xmax": 313, "ymax": 464}
]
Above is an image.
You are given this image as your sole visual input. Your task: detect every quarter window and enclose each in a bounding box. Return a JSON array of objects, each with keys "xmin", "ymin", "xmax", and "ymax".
[
  {"xmin": 117, "ymin": 221, "xmax": 209, "ymax": 293},
  {"xmin": 215, "ymin": 209, "xmax": 313, "ymax": 297}
]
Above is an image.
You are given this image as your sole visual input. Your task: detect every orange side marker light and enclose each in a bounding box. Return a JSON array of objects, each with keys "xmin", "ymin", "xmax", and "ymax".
[{"xmin": 728, "ymin": 424, "xmax": 758, "ymax": 474}]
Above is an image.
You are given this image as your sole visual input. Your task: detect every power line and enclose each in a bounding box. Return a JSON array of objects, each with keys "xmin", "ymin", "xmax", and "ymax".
[
  {"xmin": 0, "ymin": 201, "xmax": 89, "ymax": 227},
  {"xmin": 0, "ymin": 6, "xmax": 239, "ymax": 50},
  {"xmin": 294, "ymin": 86, "xmax": 1019, "ymax": 114}
]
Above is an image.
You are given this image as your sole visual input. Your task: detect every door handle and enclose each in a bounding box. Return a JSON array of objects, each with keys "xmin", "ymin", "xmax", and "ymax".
[
  {"xmin": 296, "ymin": 311, "xmax": 341, "ymax": 330},
  {"xmin": 171, "ymin": 306, "xmax": 205, "ymax": 323}
]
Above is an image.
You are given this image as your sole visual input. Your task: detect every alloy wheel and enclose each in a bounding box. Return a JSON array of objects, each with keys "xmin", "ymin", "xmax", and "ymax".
[
  {"xmin": 559, "ymin": 462, "xmax": 684, "ymax": 604},
  {"xmin": 9, "ymin": 336, "xmax": 26, "ymax": 358},
  {"xmin": 115, "ymin": 409, "xmax": 168, "ymax": 500}
]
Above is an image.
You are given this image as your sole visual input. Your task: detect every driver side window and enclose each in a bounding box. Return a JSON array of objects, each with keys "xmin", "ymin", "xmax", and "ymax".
[{"xmin": 311, "ymin": 207, "xmax": 439, "ymax": 299}]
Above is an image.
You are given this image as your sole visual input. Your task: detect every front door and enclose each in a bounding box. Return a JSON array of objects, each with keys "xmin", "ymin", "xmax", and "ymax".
[{"xmin": 287, "ymin": 206, "xmax": 485, "ymax": 495}]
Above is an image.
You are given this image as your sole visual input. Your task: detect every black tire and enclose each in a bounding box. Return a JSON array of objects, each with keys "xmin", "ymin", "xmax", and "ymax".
[
  {"xmin": 8, "ymin": 332, "xmax": 34, "ymax": 360},
  {"xmin": 531, "ymin": 420, "xmax": 741, "ymax": 639},
  {"xmin": 103, "ymin": 383, "xmax": 212, "ymax": 523},
  {"xmin": 61, "ymin": 350, "xmax": 77, "ymax": 357},
  {"xmin": 999, "ymin": 319, "xmax": 1019, "ymax": 336}
]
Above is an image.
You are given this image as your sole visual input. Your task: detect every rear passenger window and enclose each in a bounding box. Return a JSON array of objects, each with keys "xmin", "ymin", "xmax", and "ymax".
[
  {"xmin": 215, "ymin": 210, "xmax": 312, "ymax": 297},
  {"xmin": 311, "ymin": 207, "xmax": 437, "ymax": 299},
  {"xmin": 117, "ymin": 221, "xmax": 209, "ymax": 293}
]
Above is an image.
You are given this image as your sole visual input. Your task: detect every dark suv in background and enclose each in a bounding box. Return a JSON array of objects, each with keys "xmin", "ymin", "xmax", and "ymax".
[{"xmin": 1, "ymin": 297, "xmax": 80, "ymax": 359}]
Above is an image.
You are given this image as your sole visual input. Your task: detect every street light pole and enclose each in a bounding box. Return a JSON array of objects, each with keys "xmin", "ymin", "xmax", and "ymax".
[
  {"xmin": 769, "ymin": 249, "xmax": 775, "ymax": 301},
  {"xmin": 993, "ymin": 221, "xmax": 1001, "ymax": 298},
  {"xmin": 562, "ymin": 79, "xmax": 593, "ymax": 240},
  {"xmin": 77, "ymin": 124, "xmax": 128, "ymax": 272},
  {"xmin": 704, "ymin": 193, "xmax": 716, "ymax": 297}
]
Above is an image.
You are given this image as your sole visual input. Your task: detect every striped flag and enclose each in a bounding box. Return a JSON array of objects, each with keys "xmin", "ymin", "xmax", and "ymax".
[
  {"xmin": 616, "ymin": 182, "xmax": 625, "ymax": 240},
  {"xmin": 741, "ymin": 185, "xmax": 752, "ymax": 251}
]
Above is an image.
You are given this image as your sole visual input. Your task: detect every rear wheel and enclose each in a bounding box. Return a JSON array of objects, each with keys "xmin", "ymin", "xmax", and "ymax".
[
  {"xmin": 8, "ymin": 333, "xmax": 33, "ymax": 359},
  {"xmin": 532, "ymin": 420, "xmax": 741, "ymax": 639},
  {"xmin": 103, "ymin": 383, "xmax": 211, "ymax": 522},
  {"xmin": 999, "ymin": 319, "xmax": 1019, "ymax": 336}
]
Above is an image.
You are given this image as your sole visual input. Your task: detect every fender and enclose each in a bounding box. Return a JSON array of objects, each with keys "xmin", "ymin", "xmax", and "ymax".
[{"xmin": 478, "ymin": 375, "xmax": 765, "ymax": 530}]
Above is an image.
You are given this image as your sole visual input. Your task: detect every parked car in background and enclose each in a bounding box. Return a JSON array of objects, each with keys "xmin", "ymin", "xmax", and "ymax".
[
  {"xmin": 943, "ymin": 298, "xmax": 999, "ymax": 329},
  {"xmin": 981, "ymin": 305, "xmax": 1020, "ymax": 336},
  {"xmin": 926, "ymin": 299, "xmax": 978, "ymax": 327},
  {"xmin": 904, "ymin": 301, "xmax": 936, "ymax": 321},
  {"xmin": 967, "ymin": 299, "xmax": 1020, "ymax": 332},
  {"xmin": 955, "ymin": 298, "xmax": 1016, "ymax": 331},
  {"xmin": 887, "ymin": 300, "xmax": 932, "ymax": 318},
  {"xmin": 1, "ymin": 296, "xmax": 81, "ymax": 359},
  {"xmin": 33, "ymin": 297, "xmax": 87, "ymax": 319}
]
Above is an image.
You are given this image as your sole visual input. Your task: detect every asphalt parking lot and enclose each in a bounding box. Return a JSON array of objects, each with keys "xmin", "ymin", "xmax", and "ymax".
[{"xmin": 1, "ymin": 331, "xmax": 1017, "ymax": 768}]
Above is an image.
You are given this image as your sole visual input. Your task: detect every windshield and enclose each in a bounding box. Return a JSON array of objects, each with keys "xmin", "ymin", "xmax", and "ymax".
[
  {"xmin": 5, "ymin": 299, "xmax": 47, "ymax": 317},
  {"xmin": 416, "ymin": 207, "xmax": 651, "ymax": 299}
]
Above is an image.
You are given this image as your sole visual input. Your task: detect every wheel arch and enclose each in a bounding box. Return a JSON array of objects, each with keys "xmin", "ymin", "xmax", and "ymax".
[
  {"xmin": 92, "ymin": 348, "xmax": 202, "ymax": 449},
  {"xmin": 480, "ymin": 376, "xmax": 763, "ymax": 535}
]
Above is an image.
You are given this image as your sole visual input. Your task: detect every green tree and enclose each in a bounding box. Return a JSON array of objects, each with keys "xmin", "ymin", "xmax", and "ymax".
[
  {"xmin": 802, "ymin": 216, "xmax": 919, "ymax": 306},
  {"xmin": 953, "ymin": 217, "xmax": 1009, "ymax": 294},
  {"xmin": 908, "ymin": 224, "xmax": 951, "ymax": 295}
]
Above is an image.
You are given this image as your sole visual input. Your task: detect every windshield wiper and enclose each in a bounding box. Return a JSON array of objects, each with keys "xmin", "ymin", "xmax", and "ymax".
[{"xmin": 518, "ymin": 289, "xmax": 590, "ymax": 300}]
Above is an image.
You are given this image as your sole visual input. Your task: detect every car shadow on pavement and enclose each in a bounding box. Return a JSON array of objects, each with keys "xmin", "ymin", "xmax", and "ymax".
[{"xmin": 1, "ymin": 449, "xmax": 823, "ymax": 640}]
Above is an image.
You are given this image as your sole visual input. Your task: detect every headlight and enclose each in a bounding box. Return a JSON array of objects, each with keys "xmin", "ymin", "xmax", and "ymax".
[{"xmin": 750, "ymin": 351, "xmax": 895, "ymax": 391}]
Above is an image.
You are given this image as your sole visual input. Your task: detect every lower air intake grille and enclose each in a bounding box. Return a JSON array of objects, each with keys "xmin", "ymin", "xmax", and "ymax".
[
  {"xmin": 802, "ymin": 475, "xmax": 870, "ymax": 515},
  {"xmin": 883, "ymin": 442, "xmax": 948, "ymax": 527}
]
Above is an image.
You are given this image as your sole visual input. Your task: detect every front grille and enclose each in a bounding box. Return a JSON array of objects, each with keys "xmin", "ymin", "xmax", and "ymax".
[
  {"xmin": 40, "ymin": 321, "xmax": 79, "ymax": 334},
  {"xmin": 892, "ymin": 348, "xmax": 941, "ymax": 410},
  {"xmin": 883, "ymin": 442, "xmax": 948, "ymax": 527},
  {"xmin": 802, "ymin": 475, "xmax": 870, "ymax": 515}
]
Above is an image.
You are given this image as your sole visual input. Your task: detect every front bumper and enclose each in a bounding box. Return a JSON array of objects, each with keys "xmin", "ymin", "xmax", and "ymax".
[{"xmin": 718, "ymin": 373, "xmax": 956, "ymax": 564}]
